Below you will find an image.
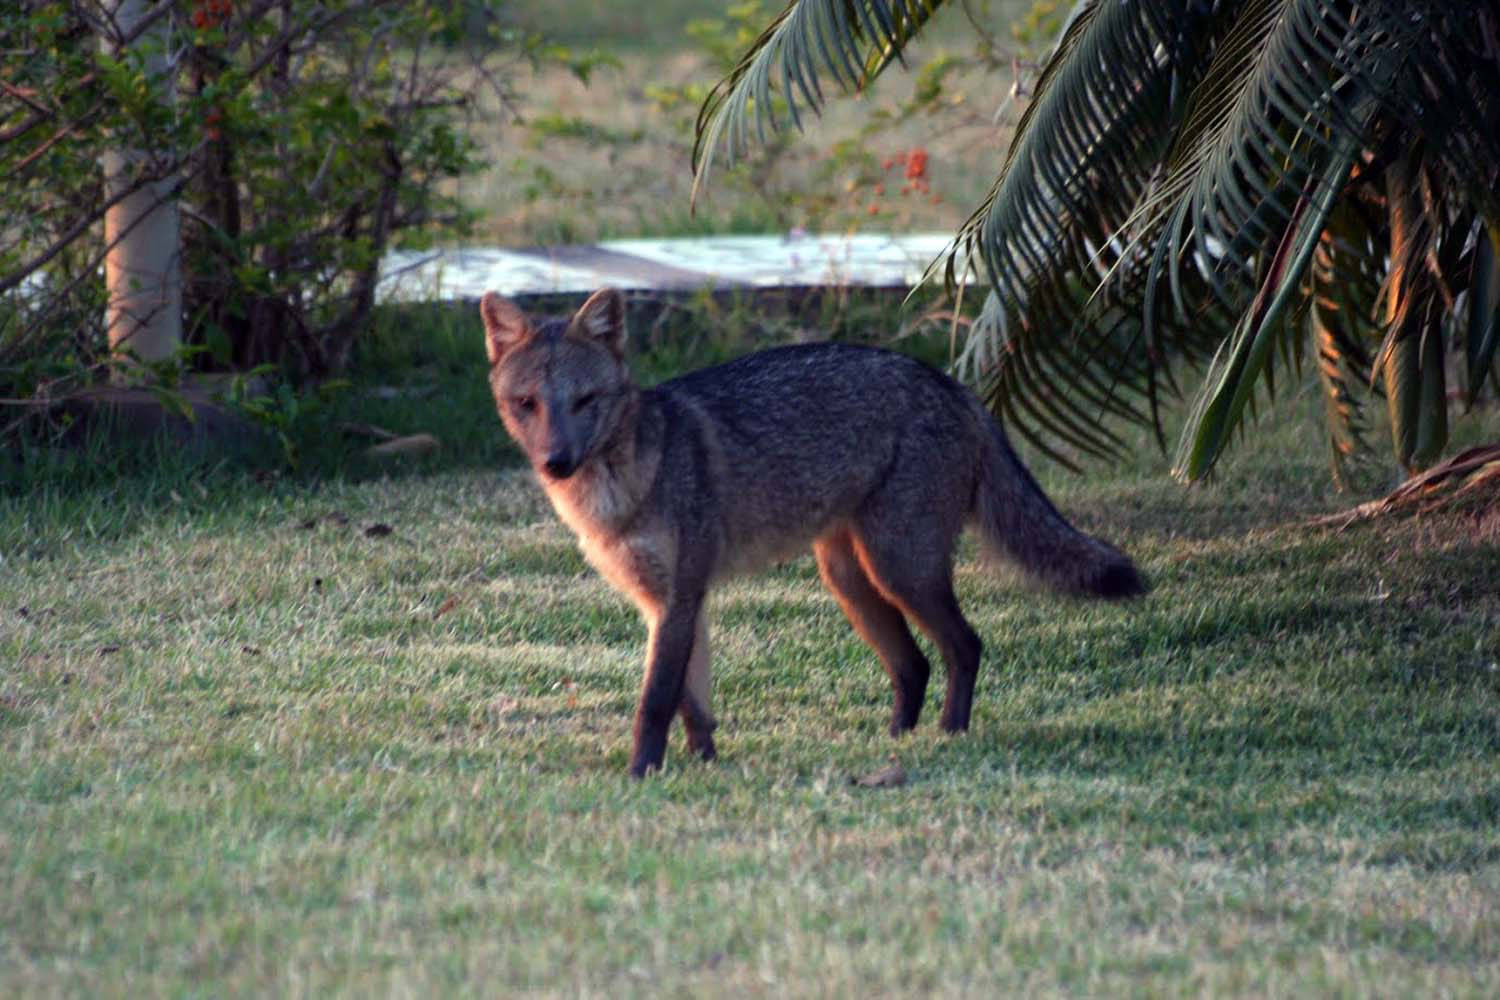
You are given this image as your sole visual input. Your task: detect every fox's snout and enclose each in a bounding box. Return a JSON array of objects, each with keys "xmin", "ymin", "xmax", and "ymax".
[{"xmin": 542, "ymin": 452, "xmax": 578, "ymax": 479}]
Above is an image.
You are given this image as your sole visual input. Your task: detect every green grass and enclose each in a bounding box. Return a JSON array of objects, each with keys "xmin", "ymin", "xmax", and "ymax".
[{"xmin": 4, "ymin": 298, "xmax": 1500, "ymax": 994}]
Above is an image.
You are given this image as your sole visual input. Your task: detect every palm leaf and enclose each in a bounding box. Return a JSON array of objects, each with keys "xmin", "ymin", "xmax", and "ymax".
[
  {"xmin": 1307, "ymin": 203, "xmax": 1383, "ymax": 486},
  {"xmin": 1372, "ymin": 148, "xmax": 1468, "ymax": 473},
  {"xmin": 1174, "ymin": 129, "xmax": 1362, "ymax": 479},
  {"xmin": 952, "ymin": 0, "xmax": 1460, "ymax": 477},
  {"xmin": 1465, "ymin": 224, "xmax": 1500, "ymax": 406},
  {"xmin": 936, "ymin": 1, "xmax": 1232, "ymax": 458},
  {"xmin": 1374, "ymin": 6, "xmax": 1500, "ymax": 222},
  {"xmin": 690, "ymin": 1, "xmax": 949, "ymax": 208}
]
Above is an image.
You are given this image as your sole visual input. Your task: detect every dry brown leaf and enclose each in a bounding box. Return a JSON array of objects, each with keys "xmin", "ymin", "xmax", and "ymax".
[
  {"xmin": 852, "ymin": 760, "xmax": 907, "ymax": 788},
  {"xmin": 365, "ymin": 433, "xmax": 440, "ymax": 459},
  {"xmin": 1309, "ymin": 443, "xmax": 1500, "ymax": 528}
]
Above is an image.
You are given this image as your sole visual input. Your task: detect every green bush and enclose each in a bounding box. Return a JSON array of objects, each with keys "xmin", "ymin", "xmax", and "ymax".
[{"xmin": 0, "ymin": 1, "xmax": 541, "ymax": 406}]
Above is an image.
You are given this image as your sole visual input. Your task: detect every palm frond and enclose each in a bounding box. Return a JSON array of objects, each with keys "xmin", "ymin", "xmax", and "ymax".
[
  {"xmin": 1375, "ymin": 6, "xmax": 1500, "ymax": 222},
  {"xmin": 1372, "ymin": 148, "xmax": 1469, "ymax": 472},
  {"xmin": 691, "ymin": 1, "xmax": 949, "ymax": 208},
  {"xmin": 947, "ymin": 0, "xmax": 1497, "ymax": 478},
  {"xmin": 1306, "ymin": 205, "xmax": 1383, "ymax": 486},
  {"xmin": 937, "ymin": 1, "xmax": 1244, "ymax": 456},
  {"xmin": 1464, "ymin": 224, "xmax": 1500, "ymax": 406},
  {"xmin": 1173, "ymin": 128, "xmax": 1362, "ymax": 480}
]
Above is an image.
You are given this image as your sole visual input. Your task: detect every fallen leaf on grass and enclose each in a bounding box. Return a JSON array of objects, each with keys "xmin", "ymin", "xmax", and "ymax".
[
  {"xmin": 363, "ymin": 523, "xmax": 394, "ymax": 538},
  {"xmin": 852, "ymin": 759, "xmax": 907, "ymax": 789},
  {"xmin": 97, "ymin": 645, "xmax": 121, "ymax": 656},
  {"xmin": 1310, "ymin": 443, "xmax": 1500, "ymax": 527},
  {"xmin": 433, "ymin": 595, "xmax": 460, "ymax": 620},
  {"xmin": 365, "ymin": 433, "xmax": 440, "ymax": 459}
]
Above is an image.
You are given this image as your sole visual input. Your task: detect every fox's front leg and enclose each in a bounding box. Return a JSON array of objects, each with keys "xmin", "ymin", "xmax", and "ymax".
[{"xmin": 630, "ymin": 591, "xmax": 707, "ymax": 777}]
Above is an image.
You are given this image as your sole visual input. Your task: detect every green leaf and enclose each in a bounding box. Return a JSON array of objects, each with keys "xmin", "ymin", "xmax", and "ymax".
[
  {"xmin": 1306, "ymin": 206, "xmax": 1383, "ymax": 488},
  {"xmin": 1381, "ymin": 300, "xmax": 1448, "ymax": 473},
  {"xmin": 1174, "ymin": 130, "xmax": 1362, "ymax": 481},
  {"xmin": 691, "ymin": 1, "xmax": 951, "ymax": 206},
  {"xmin": 1466, "ymin": 224, "xmax": 1500, "ymax": 406}
]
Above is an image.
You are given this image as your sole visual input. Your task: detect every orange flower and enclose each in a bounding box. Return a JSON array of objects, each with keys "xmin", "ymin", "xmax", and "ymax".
[
  {"xmin": 904, "ymin": 147, "xmax": 929, "ymax": 180},
  {"xmin": 193, "ymin": 0, "xmax": 232, "ymax": 30}
]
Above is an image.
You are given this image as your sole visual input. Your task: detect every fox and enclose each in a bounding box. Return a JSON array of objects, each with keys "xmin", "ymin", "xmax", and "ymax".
[{"xmin": 481, "ymin": 287, "xmax": 1145, "ymax": 777}]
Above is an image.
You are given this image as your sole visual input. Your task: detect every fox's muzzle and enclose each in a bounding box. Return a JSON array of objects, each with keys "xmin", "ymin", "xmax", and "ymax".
[{"xmin": 543, "ymin": 453, "xmax": 578, "ymax": 479}]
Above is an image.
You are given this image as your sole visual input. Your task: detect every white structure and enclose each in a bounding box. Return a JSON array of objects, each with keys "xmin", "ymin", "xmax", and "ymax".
[{"xmin": 378, "ymin": 232, "xmax": 963, "ymax": 302}]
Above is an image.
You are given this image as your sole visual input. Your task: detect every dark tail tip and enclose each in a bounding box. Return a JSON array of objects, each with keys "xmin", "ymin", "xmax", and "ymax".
[{"xmin": 1092, "ymin": 558, "xmax": 1148, "ymax": 600}]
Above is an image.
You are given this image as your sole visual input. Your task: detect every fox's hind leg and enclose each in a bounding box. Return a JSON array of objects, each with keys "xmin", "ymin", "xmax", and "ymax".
[
  {"xmin": 847, "ymin": 520, "xmax": 983, "ymax": 734},
  {"xmin": 814, "ymin": 527, "xmax": 931, "ymax": 734},
  {"xmin": 678, "ymin": 612, "xmax": 717, "ymax": 760}
]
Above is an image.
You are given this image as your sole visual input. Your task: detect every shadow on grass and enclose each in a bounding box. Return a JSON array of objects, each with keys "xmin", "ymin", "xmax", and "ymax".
[{"xmin": 911, "ymin": 711, "xmax": 1500, "ymax": 871}]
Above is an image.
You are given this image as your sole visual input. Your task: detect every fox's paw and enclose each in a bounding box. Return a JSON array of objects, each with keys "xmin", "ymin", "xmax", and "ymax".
[
  {"xmin": 628, "ymin": 731, "xmax": 669, "ymax": 778},
  {"xmin": 627, "ymin": 758, "xmax": 659, "ymax": 779},
  {"xmin": 681, "ymin": 703, "xmax": 718, "ymax": 762},
  {"xmin": 685, "ymin": 727, "xmax": 717, "ymax": 761}
]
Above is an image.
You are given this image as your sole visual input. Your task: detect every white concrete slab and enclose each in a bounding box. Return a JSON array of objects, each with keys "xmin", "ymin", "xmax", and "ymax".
[
  {"xmin": 376, "ymin": 232, "xmax": 962, "ymax": 303},
  {"xmin": 600, "ymin": 232, "xmax": 954, "ymax": 288},
  {"xmin": 378, "ymin": 247, "xmax": 607, "ymax": 301}
]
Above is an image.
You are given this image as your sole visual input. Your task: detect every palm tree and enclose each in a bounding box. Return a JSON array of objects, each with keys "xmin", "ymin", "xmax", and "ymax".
[{"xmin": 692, "ymin": 1, "xmax": 1500, "ymax": 485}]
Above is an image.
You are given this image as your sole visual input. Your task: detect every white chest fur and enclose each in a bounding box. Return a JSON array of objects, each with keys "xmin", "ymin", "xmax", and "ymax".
[{"xmin": 541, "ymin": 464, "xmax": 673, "ymax": 615}]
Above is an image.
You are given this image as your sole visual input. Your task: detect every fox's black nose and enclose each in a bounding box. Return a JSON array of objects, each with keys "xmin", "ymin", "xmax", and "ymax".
[{"xmin": 543, "ymin": 456, "xmax": 576, "ymax": 479}]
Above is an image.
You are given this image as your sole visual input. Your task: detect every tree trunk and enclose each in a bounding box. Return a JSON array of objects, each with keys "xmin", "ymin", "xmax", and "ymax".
[{"xmin": 101, "ymin": 0, "xmax": 182, "ymax": 374}]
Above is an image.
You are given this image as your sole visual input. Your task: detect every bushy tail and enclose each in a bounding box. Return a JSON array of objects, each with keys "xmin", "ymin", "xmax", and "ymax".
[{"xmin": 971, "ymin": 414, "xmax": 1146, "ymax": 599}]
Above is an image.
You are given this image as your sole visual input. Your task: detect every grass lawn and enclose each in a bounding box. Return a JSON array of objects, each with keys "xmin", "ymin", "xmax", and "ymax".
[{"xmin": 3, "ymin": 297, "xmax": 1500, "ymax": 995}]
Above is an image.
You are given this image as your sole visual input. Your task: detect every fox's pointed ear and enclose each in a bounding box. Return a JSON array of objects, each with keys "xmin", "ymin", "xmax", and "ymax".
[
  {"xmin": 481, "ymin": 291, "xmax": 531, "ymax": 365},
  {"xmin": 569, "ymin": 288, "xmax": 626, "ymax": 358}
]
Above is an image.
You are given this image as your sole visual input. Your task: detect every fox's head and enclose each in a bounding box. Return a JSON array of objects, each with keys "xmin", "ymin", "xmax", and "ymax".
[{"xmin": 481, "ymin": 287, "xmax": 635, "ymax": 481}]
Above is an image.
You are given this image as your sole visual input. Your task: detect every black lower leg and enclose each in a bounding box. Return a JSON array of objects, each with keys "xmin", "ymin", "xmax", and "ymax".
[
  {"xmin": 937, "ymin": 622, "xmax": 982, "ymax": 732},
  {"xmin": 888, "ymin": 653, "xmax": 931, "ymax": 735},
  {"xmin": 680, "ymin": 700, "xmax": 717, "ymax": 760}
]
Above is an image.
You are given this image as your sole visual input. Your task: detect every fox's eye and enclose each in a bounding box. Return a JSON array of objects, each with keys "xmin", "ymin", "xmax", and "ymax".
[
  {"xmin": 511, "ymin": 395, "xmax": 537, "ymax": 416},
  {"xmin": 572, "ymin": 392, "xmax": 597, "ymax": 413}
]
